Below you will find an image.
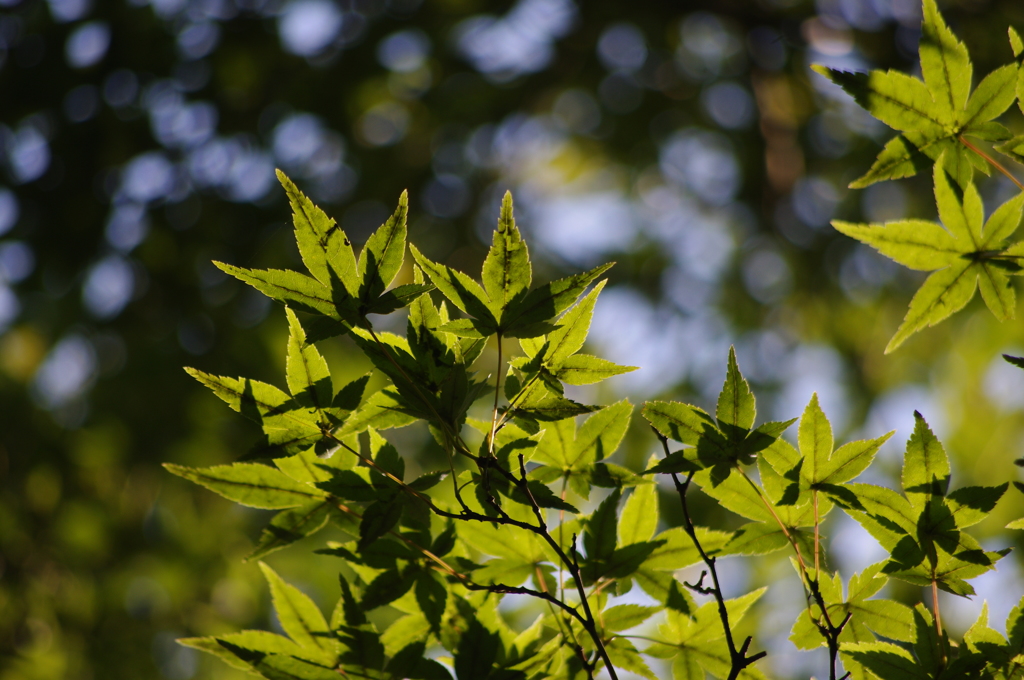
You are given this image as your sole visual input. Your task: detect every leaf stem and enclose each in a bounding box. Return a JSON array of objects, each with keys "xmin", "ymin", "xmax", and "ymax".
[
  {"xmin": 654, "ymin": 432, "xmax": 765, "ymax": 680},
  {"xmin": 737, "ymin": 469, "xmax": 848, "ymax": 680},
  {"xmin": 489, "ymin": 332, "xmax": 503, "ymax": 456},
  {"xmin": 931, "ymin": 576, "xmax": 946, "ymax": 666},
  {"xmin": 959, "ymin": 135, "xmax": 1024, "ymax": 192},
  {"xmin": 813, "ymin": 490, "xmax": 821, "ymax": 576}
]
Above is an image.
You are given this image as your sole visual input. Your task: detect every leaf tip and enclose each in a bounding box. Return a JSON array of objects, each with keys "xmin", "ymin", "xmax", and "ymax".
[
  {"xmin": 1003, "ymin": 354, "xmax": 1024, "ymax": 369},
  {"xmin": 1010, "ymin": 26, "xmax": 1023, "ymax": 57},
  {"xmin": 809, "ymin": 63, "xmax": 832, "ymax": 79}
]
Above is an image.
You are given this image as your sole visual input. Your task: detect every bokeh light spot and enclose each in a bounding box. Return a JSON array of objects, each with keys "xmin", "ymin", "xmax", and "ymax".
[{"xmin": 65, "ymin": 21, "xmax": 110, "ymax": 69}]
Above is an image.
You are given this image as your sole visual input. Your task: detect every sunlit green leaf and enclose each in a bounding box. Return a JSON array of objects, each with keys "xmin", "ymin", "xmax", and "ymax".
[
  {"xmin": 277, "ymin": 169, "xmax": 358, "ymax": 297},
  {"xmin": 259, "ymin": 561, "xmax": 339, "ymax": 664},
  {"xmin": 216, "ymin": 262, "xmax": 342, "ymax": 319},
  {"xmin": 902, "ymin": 411, "xmax": 950, "ymax": 511},
  {"xmin": 358, "ymin": 190, "xmax": 408, "ymax": 304},
  {"xmin": 716, "ymin": 346, "xmax": 755, "ymax": 432},
  {"xmin": 618, "ymin": 483, "xmax": 658, "ymax": 546},
  {"xmin": 481, "ymin": 191, "xmax": 531, "ymax": 321},
  {"xmin": 164, "ymin": 462, "xmax": 325, "ymax": 509},
  {"xmin": 247, "ymin": 500, "xmax": 333, "ymax": 561}
]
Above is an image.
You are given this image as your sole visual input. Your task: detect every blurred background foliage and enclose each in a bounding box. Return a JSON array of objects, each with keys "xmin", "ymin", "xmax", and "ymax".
[{"xmin": 3, "ymin": 0, "xmax": 1024, "ymax": 678}]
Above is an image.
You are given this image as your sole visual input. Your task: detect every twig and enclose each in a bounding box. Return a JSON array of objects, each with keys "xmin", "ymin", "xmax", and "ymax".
[
  {"xmin": 653, "ymin": 431, "xmax": 766, "ymax": 680},
  {"xmin": 358, "ymin": 327, "xmax": 619, "ymax": 679},
  {"xmin": 515, "ymin": 454, "xmax": 620, "ymax": 680},
  {"xmin": 959, "ymin": 135, "xmax": 1024, "ymax": 192},
  {"xmin": 737, "ymin": 469, "xmax": 849, "ymax": 680}
]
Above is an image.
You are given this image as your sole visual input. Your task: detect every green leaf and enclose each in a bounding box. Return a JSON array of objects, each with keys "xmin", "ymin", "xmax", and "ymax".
[
  {"xmin": 618, "ymin": 484, "xmax": 658, "ymax": 546},
  {"xmin": 798, "ymin": 393, "xmax": 832, "ymax": 483},
  {"xmin": 246, "ymin": 500, "xmax": 333, "ymax": 561},
  {"xmin": 585, "ymin": 490, "xmax": 621, "ymax": 562},
  {"xmin": 361, "ymin": 568, "xmax": 416, "ymax": 611},
  {"xmin": 817, "ymin": 432, "xmax": 893, "ymax": 486},
  {"xmin": 920, "ymin": 0, "xmax": 971, "ymax": 118},
  {"xmin": 387, "ymin": 642, "xmax": 453, "ymax": 680},
  {"xmin": 602, "ymin": 604, "xmax": 660, "ymax": 632},
  {"xmin": 721, "ymin": 521, "xmax": 791, "ymax": 556},
  {"xmin": 902, "ymin": 411, "xmax": 950, "ymax": 510},
  {"xmin": 982, "ymin": 191, "xmax": 1024, "ymax": 248},
  {"xmin": 642, "ymin": 401, "xmax": 718, "ymax": 448},
  {"xmin": 365, "ymin": 282, "xmax": 435, "ymax": 316},
  {"xmin": 574, "ymin": 399, "xmax": 632, "ymax": 466},
  {"xmin": 414, "ymin": 570, "xmax": 447, "ymax": 634},
  {"xmin": 513, "ymin": 387, "xmax": 596, "ymax": 422},
  {"xmin": 947, "ymin": 484, "xmax": 1008, "ymax": 528},
  {"xmin": 1007, "ymin": 596, "xmax": 1024, "ymax": 658},
  {"xmin": 178, "ymin": 630, "xmax": 306, "ymax": 672},
  {"xmin": 605, "ymin": 637, "xmax": 656, "ymax": 680},
  {"xmin": 644, "ymin": 450, "xmax": 701, "ymax": 475},
  {"xmin": 840, "ymin": 162, "xmax": 1024, "ymax": 351},
  {"xmin": 1011, "ymin": 26, "xmax": 1024, "ymax": 57},
  {"xmin": 841, "ymin": 642, "xmax": 929, "ymax": 680},
  {"xmin": 502, "ymin": 262, "xmax": 614, "ymax": 334},
  {"xmin": 453, "ymin": 620, "xmax": 500, "ymax": 680},
  {"xmin": 886, "ymin": 260, "xmax": 976, "ymax": 352},
  {"xmin": 716, "ymin": 346, "xmax": 755, "ymax": 432},
  {"xmin": 259, "ymin": 562, "xmax": 339, "ymax": 664},
  {"xmin": 934, "ymin": 160, "xmax": 982, "ymax": 244},
  {"xmin": 358, "ymin": 499, "xmax": 404, "ymax": 549},
  {"xmin": 545, "ymin": 280, "xmax": 604, "ymax": 364},
  {"xmin": 285, "ymin": 309, "xmax": 332, "ymax": 410},
  {"xmin": 251, "ymin": 652, "xmax": 343, "ymax": 679},
  {"xmin": 814, "ymin": 4, "xmax": 1019, "ymax": 192},
  {"xmin": 551, "ymin": 354, "xmax": 637, "ymax": 385},
  {"xmin": 849, "ymin": 134, "xmax": 931, "ymax": 188},
  {"xmin": 164, "ymin": 462, "xmax": 325, "ymax": 509},
  {"xmin": 216, "ymin": 262, "xmax": 340, "ymax": 319},
  {"xmin": 831, "ymin": 220, "xmax": 959, "ymax": 271},
  {"xmin": 336, "ymin": 388, "xmax": 418, "ymax": 436},
  {"xmin": 641, "ymin": 526, "xmax": 731, "ymax": 571},
  {"xmin": 963, "ymin": 63, "xmax": 1018, "ymax": 129},
  {"xmin": 358, "ymin": 190, "xmax": 408, "ymax": 303},
  {"xmin": 335, "ymin": 574, "xmax": 366, "ymax": 627},
  {"xmin": 277, "ymin": 169, "xmax": 358, "ymax": 296},
  {"xmin": 481, "ymin": 191, "xmax": 531, "ymax": 322},
  {"xmin": 409, "ymin": 244, "xmax": 498, "ymax": 331},
  {"xmin": 436, "ymin": 318, "xmax": 490, "ymax": 338},
  {"xmin": 997, "ymin": 133, "xmax": 1024, "ymax": 165},
  {"xmin": 186, "ymin": 368, "xmax": 290, "ymax": 421},
  {"xmin": 963, "ymin": 603, "xmax": 1007, "ymax": 659},
  {"xmin": 811, "ymin": 66, "xmax": 946, "ymax": 136},
  {"xmin": 963, "ymin": 120, "xmax": 1012, "ymax": 142}
]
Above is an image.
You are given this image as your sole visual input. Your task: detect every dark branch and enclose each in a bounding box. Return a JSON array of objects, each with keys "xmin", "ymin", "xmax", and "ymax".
[{"xmin": 653, "ymin": 428, "xmax": 765, "ymax": 680}]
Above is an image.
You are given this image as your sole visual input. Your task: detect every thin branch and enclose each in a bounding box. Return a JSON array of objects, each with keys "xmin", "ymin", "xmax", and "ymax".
[
  {"xmin": 653, "ymin": 431, "xmax": 765, "ymax": 680},
  {"xmin": 357, "ymin": 318, "xmax": 618, "ymax": 678},
  {"xmin": 959, "ymin": 135, "xmax": 1024, "ymax": 192},
  {"xmin": 514, "ymin": 454, "xmax": 620, "ymax": 680},
  {"xmin": 737, "ymin": 469, "xmax": 849, "ymax": 680},
  {"xmin": 333, "ymin": 497, "xmax": 589, "ymax": 627}
]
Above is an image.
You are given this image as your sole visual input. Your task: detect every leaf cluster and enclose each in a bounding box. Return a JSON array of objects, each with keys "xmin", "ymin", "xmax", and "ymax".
[
  {"xmin": 169, "ymin": 93, "xmax": 1019, "ymax": 680},
  {"xmin": 820, "ymin": 0, "xmax": 1024, "ymax": 351}
]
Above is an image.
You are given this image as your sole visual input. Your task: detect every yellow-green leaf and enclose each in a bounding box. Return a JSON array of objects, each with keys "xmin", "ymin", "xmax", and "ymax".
[{"xmin": 164, "ymin": 462, "xmax": 325, "ymax": 509}]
